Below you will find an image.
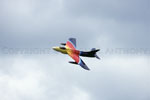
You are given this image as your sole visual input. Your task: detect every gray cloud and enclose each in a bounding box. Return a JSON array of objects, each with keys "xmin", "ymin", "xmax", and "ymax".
[
  {"xmin": 1, "ymin": 0, "xmax": 149, "ymax": 48},
  {"xmin": 0, "ymin": 54, "xmax": 150, "ymax": 100}
]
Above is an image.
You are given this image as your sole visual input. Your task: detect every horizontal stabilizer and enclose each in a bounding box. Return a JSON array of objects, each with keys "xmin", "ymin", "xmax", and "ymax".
[
  {"xmin": 95, "ymin": 54, "xmax": 100, "ymax": 59},
  {"xmin": 91, "ymin": 48, "xmax": 100, "ymax": 59}
]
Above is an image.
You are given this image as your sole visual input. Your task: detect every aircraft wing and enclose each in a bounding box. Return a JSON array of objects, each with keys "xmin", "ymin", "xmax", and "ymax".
[
  {"xmin": 68, "ymin": 52, "xmax": 90, "ymax": 70},
  {"xmin": 78, "ymin": 57, "xmax": 90, "ymax": 70},
  {"xmin": 66, "ymin": 38, "xmax": 90, "ymax": 70},
  {"xmin": 66, "ymin": 38, "xmax": 76, "ymax": 50}
]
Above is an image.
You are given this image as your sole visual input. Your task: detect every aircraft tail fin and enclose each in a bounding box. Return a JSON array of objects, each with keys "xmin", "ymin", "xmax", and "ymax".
[{"xmin": 91, "ymin": 48, "xmax": 100, "ymax": 60}]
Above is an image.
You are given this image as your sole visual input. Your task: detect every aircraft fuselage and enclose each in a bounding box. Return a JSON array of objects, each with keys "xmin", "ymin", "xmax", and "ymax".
[{"xmin": 52, "ymin": 46, "xmax": 99, "ymax": 58}]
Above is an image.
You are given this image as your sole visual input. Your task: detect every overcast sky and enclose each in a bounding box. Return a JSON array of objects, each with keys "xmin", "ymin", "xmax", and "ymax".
[{"xmin": 0, "ymin": 0, "xmax": 150, "ymax": 100}]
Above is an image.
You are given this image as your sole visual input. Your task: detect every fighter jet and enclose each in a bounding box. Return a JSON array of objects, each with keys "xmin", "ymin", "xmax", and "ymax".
[{"xmin": 52, "ymin": 38, "xmax": 100, "ymax": 70}]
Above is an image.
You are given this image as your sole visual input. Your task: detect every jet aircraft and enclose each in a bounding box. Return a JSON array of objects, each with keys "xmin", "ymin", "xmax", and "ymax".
[{"xmin": 52, "ymin": 38, "xmax": 100, "ymax": 70}]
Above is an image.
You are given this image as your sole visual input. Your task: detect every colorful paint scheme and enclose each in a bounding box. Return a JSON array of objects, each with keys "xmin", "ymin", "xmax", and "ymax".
[{"xmin": 52, "ymin": 38, "xmax": 100, "ymax": 70}]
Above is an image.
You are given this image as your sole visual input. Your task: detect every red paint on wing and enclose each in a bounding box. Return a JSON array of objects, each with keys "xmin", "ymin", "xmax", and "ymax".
[
  {"xmin": 71, "ymin": 54, "xmax": 80, "ymax": 63},
  {"xmin": 66, "ymin": 41, "xmax": 80, "ymax": 63},
  {"xmin": 72, "ymin": 49, "xmax": 80, "ymax": 55},
  {"xmin": 68, "ymin": 50, "xmax": 80, "ymax": 63},
  {"xmin": 66, "ymin": 41, "xmax": 76, "ymax": 50}
]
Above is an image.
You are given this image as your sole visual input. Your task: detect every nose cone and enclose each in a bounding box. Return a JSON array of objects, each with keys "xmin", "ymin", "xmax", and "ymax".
[
  {"xmin": 52, "ymin": 47, "xmax": 59, "ymax": 51},
  {"xmin": 52, "ymin": 47, "xmax": 57, "ymax": 50}
]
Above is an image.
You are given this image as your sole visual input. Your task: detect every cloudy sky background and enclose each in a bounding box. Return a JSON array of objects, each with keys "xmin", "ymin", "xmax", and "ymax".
[{"xmin": 0, "ymin": 0, "xmax": 150, "ymax": 100}]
